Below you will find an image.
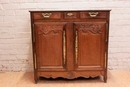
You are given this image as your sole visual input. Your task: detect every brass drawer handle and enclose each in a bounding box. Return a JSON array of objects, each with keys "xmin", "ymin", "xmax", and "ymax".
[
  {"xmin": 42, "ymin": 13, "xmax": 52, "ymax": 18},
  {"xmin": 88, "ymin": 12, "xmax": 98, "ymax": 17},
  {"xmin": 67, "ymin": 13, "xmax": 73, "ymax": 16}
]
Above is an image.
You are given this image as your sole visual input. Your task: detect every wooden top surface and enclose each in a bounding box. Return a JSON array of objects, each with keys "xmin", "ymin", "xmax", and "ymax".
[{"xmin": 29, "ymin": 9, "xmax": 111, "ymax": 12}]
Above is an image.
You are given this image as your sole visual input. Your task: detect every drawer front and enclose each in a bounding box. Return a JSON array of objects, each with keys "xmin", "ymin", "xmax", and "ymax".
[
  {"xmin": 33, "ymin": 12, "xmax": 61, "ymax": 19},
  {"xmin": 64, "ymin": 12, "xmax": 77, "ymax": 19},
  {"xmin": 80, "ymin": 12, "xmax": 107, "ymax": 18}
]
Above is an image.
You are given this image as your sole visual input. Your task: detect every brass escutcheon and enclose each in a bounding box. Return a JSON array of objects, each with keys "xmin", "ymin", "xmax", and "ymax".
[{"xmin": 67, "ymin": 13, "xmax": 73, "ymax": 16}]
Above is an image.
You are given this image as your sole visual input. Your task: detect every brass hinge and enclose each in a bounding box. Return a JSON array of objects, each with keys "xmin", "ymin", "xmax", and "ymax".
[
  {"xmin": 34, "ymin": 53, "xmax": 37, "ymax": 69},
  {"xmin": 33, "ymin": 24, "xmax": 35, "ymax": 42}
]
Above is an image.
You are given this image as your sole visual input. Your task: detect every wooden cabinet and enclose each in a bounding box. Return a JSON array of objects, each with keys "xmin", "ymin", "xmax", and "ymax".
[{"xmin": 29, "ymin": 10, "xmax": 110, "ymax": 83}]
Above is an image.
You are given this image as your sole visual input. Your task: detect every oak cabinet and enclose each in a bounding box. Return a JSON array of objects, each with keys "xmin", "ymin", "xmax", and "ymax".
[{"xmin": 29, "ymin": 10, "xmax": 110, "ymax": 83}]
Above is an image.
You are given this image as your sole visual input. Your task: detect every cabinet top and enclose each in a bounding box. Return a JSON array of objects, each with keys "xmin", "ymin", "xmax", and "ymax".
[{"xmin": 29, "ymin": 10, "xmax": 111, "ymax": 13}]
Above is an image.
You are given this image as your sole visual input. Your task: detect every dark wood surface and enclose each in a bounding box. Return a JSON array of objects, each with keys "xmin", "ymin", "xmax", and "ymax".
[{"xmin": 30, "ymin": 10, "xmax": 110, "ymax": 83}]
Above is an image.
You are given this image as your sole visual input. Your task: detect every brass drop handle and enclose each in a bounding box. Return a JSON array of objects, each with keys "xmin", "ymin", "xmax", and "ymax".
[
  {"xmin": 67, "ymin": 13, "xmax": 73, "ymax": 16},
  {"xmin": 88, "ymin": 12, "xmax": 98, "ymax": 17},
  {"xmin": 42, "ymin": 13, "xmax": 52, "ymax": 18}
]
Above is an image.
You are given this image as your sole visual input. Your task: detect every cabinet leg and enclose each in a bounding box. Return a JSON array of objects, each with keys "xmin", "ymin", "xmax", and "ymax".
[
  {"xmin": 35, "ymin": 80, "xmax": 37, "ymax": 84},
  {"xmin": 34, "ymin": 77, "xmax": 39, "ymax": 84},
  {"xmin": 35, "ymin": 78, "xmax": 38, "ymax": 84},
  {"xmin": 104, "ymin": 76, "xmax": 107, "ymax": 83}
]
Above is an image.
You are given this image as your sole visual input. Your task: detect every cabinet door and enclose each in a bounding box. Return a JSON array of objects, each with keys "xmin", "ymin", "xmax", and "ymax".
[
  {"xmin": 34, "ymin": 22, "xmax": 67, "ymax": 71},
  {"xmin": 74, "ymin": 22, "xmax": 107, "ymax": 70}
]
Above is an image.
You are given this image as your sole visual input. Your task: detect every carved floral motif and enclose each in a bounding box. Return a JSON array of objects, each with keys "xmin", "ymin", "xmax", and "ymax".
[
  {"xmin": 37, "ymin": 24, "xmax": 65, "ymax": 35},
  {"xmin": 75, "ymin": 23, "xmax": 103, "ymax": 34}
]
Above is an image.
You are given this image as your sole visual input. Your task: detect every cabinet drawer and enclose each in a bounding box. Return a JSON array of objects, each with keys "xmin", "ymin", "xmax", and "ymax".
[
  {"xmin": 33, "ymin": 12, "xmax": 62, "ymax": 19},
  {"xmin": 64, "ymin": 12, "xmax": 77, "ymax": 19},
  {"xmin": 80, "ymin": 12, "xmax": 107, "ymax": 18}
]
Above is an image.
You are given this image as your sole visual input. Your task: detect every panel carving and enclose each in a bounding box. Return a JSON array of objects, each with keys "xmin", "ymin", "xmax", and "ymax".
[
  {"xmin": 75, "ymin": 23, "xmax": 103, "ymax": 34},
  {"xmin": 36, "ymin": 24, "xmax": 65, "ymax": 35}
]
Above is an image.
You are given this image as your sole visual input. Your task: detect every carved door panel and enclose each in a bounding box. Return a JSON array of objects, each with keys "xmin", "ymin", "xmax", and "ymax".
[
  {"xmin": 34, "ymin": 22, "xmax": 67, "ymax": 71},
  {"xmin": 74, "ymin": 22, "xmax": 107, "ymax": 70}
]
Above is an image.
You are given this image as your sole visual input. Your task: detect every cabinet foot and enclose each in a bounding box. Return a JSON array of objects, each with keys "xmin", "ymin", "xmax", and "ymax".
[
  {"xmin": 35, "ymin": 80, "xmax": 37, "ymax": 84},
  {"xmin": 35, "ymin": 81, "xmax": 37, "ymax": 84},
  {"xmin": 35, "ymin": 79, "xmax": 38, "ymax": 84},
  {"xmin": 35, "ymin": 78, "xmax": 39, "ymax": 84},
  {"xmin": 104, "ymin": 77, "xmax": 107, "ymax": 83}
]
